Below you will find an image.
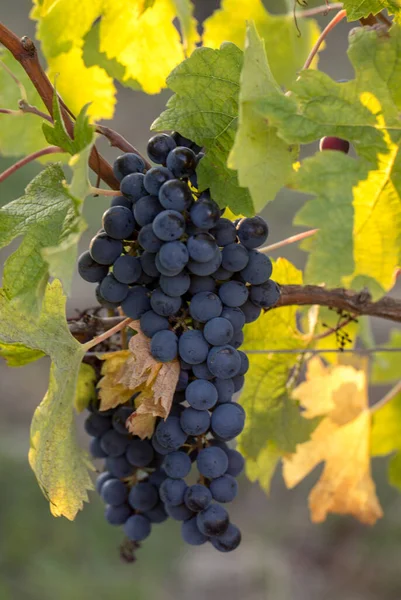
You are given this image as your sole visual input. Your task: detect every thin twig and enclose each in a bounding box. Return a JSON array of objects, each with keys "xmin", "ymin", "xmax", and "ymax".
[
  {"xmin": 0, "ymin": 57, "xmax": 27, "ymax": 101},
  {"xmin": 0, "ymin": 107, "xmax": 19, "ymax": 116},
  {"xmin": 82, "ymin": 317, "xmax": 133, "ymax": 351},
  {"xmin": 259, "ymin": 229, "xmax": 318, "ymax": 254},
  {"xmin": 302, "ymin": 9, "xmax": 347, "ymax": 70},
  {"xmin": 18, "ymin": 99, "xmax": 53, "ymax": 123},
  {"xmin": 90, "ymin": 186, "xmax": 123, "ymax": 197},
  {"xmin": 370, "ymin": 379, "xmax": 401, "ymax": 414},
  {"xmin": 313, "ymin": 314, "xmax": 355, "ymax": 341},
  {"xmin": 296, "ymin": 2, "xmax": 343, "ymax": 17},
  {"xmin": 0, "ymin": 145, "xmax": 63, "ymax": 183},
  {"xmin": 97, "ymin": 125, "xmax": 151, "ymax": 170}
]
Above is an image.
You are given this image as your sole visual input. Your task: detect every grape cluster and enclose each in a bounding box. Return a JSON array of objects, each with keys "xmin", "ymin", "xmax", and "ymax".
[{"xmin": 79, "ymin": 131, "xmax": 280, "ymax": 554}]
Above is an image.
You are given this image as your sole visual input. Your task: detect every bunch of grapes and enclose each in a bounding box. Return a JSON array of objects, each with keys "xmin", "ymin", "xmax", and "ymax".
[{"xmin": 79, "ymin": 131, "xmax": 280, "ymax": 554}]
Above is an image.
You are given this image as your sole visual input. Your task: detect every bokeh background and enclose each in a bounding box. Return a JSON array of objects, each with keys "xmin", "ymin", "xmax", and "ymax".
[{"xmin": 1, "ymin": 1, "xmax": 401, "ymax": 599}]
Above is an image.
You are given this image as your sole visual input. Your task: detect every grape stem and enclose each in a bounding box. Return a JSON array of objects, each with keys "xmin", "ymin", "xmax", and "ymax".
[
  {"xmin": 0, "ymin": 145, "xmax": 64, "ymax": 183},
  {"xmin": 370, "ymin": 379, "xmax": 401, "ymax": 414},
  {"xmin": 90, "ymin": 186, "xmax": 123, "ymax": 197},
  {"xmin": 82, "ymin": 317, "xmax": 133, "ymax": 351},
  {"xmin": 259, "ymin": 228, "xmax": 318, "ymax": 254},
  {"xmin": 302, "ymin": 9, "xmax": 347, "ymax": 70}
]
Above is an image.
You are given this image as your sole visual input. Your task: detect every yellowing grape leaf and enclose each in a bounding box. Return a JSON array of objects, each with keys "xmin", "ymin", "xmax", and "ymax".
[
  {"xmin": 283, "ymin": 357, "xmax": 383, "ymax": 524},
  {"xmin": 98, "ymin": 350, "xmax": 133, "ymax": 410},
  {"xmin": 371, "ymin": 388, "xmax": 401, "ymax": 490},
  {"xmin": 0, "ymin": 280, "xmax": 93, "ymax": 520},
  {"xmin": 228, "ymin": 23, "xmax": 298, "ymax": 211},
  {"xmin": 0, "ymin": 342, "xmax": 44, "ymax": 367},
  {"xmin": 171, "ymin": 0, "xmax": 200, "ymax": 55},
  {"xmin": 238, "ymin": 258, "xmax": 317, "ymax": 493},
  {"xmin": 342, "ymin": 0, "xmax": 401, "ymax": 23},
  {"xmin": 254, "ymin": 26, "xmax": 401, "ymax": 297},
  {"xmin": 153, "ymin": 42, "xmax": 254, "ymax": 216},
  {"xmin": 203, "ymin": 0, "xmax": 322, "ymax": 89},
  {"xmin": 74, "ymin": 363, "xmax": 97, "ymax": 413},
  {"xmin": 372, "ymin": 330, "xmax": 401, "ymax": 383}
]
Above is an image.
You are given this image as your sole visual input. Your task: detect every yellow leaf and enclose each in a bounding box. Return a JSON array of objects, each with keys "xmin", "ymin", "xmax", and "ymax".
[
  {"xmin": 283, "ymin": 357, "xmax": 383, "ymax": 525},
  {"xmin": 47, "ymin": 47, "xmax": 116, "ymax": 121},
  {"xmin": 100, "ymin": 0, "xmax": 186, "ymax": 94},
  {"xmin": 98, "ymin": 350, "xmax": 133, "ymax": 411},
  {"xmin": 74, "ymin": 362, "xmax": 97, "ymax": 413}
]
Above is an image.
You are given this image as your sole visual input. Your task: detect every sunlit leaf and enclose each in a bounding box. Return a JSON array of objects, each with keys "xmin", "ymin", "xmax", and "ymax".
[{"xmin": 0, "ymin": 342, "xmax": 44, "ymax": 367}]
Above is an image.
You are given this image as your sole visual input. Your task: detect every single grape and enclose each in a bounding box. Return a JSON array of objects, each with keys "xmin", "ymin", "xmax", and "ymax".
[
  {"xmin": 189, "ymin": 291, "xmax": 222, "ymax": 323},
  {"xmin": 147, "ymin": 133, "xmax": 176, "ymax": 164},
  {"xmin": 210, "ymin": 474, "xmax": 238, "ymax": 503},
  {"xmin": 232, "ymin": 374, "xmax": 245, "ymax": 392},
  {"xmin": 151, "ymin": 329, "xmax": 178, "ymax": 362},
  {"xmin": 120, "ymin": 172, "xmax": 147, "ymax": 202},
  {"xmin": 240, "ymin": 300, "xmax": 261, "ymax": 323},
  {"xmin": 192, "ymin": 362, "xmax": 214, "ymax": 381},
  {"xmin": 113, "ymin": 255, "xmax": 142, "ymax": 284},
  {"xmin": 84, "ymin": 413, "xmax": 112, "ymax": 437},
  {"xmin": 319, "ymin": 136, "xmax": 350, "ymax": 153},
  {"xmin": 90, "ymin": 437, "xmax": 108, "ymax": 459},
  {"xmin": 190, "ymin": 196, "xmax": 220, "ymax": 230},
  {"xmin": 144, "ymin": 502, "xmax": 168, "ymax": 524},
  {"xmin": 121, "ymin": 286, "xmax": 151, "ymax": 319},
  {"xmin": 102, "ymin": 206, "xmax": 135, "ymax": 240},
  {"xmin": 237, "ymin": 351, "xmax": 249, "ymax": 376},
  {"xmin": 196, "ymin": 504, "xmax": 229, "ymax": 537},
  {"xmin": 159, "ymin": 179, "xmax": 192, "ymax": 211},
  {"xmin": 113, "ymin": 153, "xmax": 146, "ymax": 181},
  {"xmin": 180, "ymin": 407, "xmax": 211, "ymax": 436},
  {"xmin": 185, "ymin": 379, "xmax": 218, "ymax": 410},
  {"xmin": 230, "ymin": 329, "xmax": 244, "ymax": 349},
  {"xmin": 101, "ymin": 478, "xmax": 128, "ymax": 505},
  {"xmin": 77, "ymin": 251, "xmax": 109, "ymax": 283},
  {"xmin": 144, "ymin": 166, "xmax": 174, "ymax": 195},
  {"xmin": 100, "ymin": 430, "xmax": 129, "ymax": 457},
  {"xmin": 221, "ymin": 307, "xmax": 245, "ymax": 332},
  {"xmin": 150, "ymin": 287, "xmax": 182, "ymax": 317},
  {"xmin": 214, "ymin": 378, "xmax": 235, "ymax": 404},
  {"xmin": 126, "ymin": 439, "xmax": 154, "ymax": 467},
  {"xmin": 159, "ymin": 477, "xmax": 187, "ymax": 506},
  {"xmin": 211, "ymin": 218, "xmax": 237, "ymax": 246},
  {"xmin": 140, "ymin": 310, "xmax": 170, "ymax": 338},
  {"xmin": 184, "ymin": 484, "xmax": 212, "ymax": 512},
  {"xmin": 152, "ymin": 210, "xmax": 185, "ymax": 242},
  {"xmin": 240, "ymin": 250, "xmax": 272, "ymax": 285},
  {"xmin": 162, "ymin": 451, "xmax": 192, "ymax": 479},
  {"xmin": 158, "ymin": 241, "xmax": 188, "ymax": 271},
  {"xmin": 134, "ymin": 195, "xmax": 163, "ymax": 226},
  {"xmin": 219, "ymin": 281, "xmax": 249, "ymax": 307},
  {"xmin": 237, "ymin": 216, "xmax": 269, "ymax": 249},
  {"xmin": 166, "ymin": 146, "xmax": 197, "ymax": 177},
  {"xmin": 89, "ymin": 232, "xmax": 122, "ymax": 265},
  {"xmin": 106, "ymin": 456, "xmax": 135, "ymax": 478},
  {"xmin": 211, "ymin": 523, "xmax": 241, "ymax": 552},
  {"xmin": 128, "ymin": 482, "xmax": 159, "ymax": 511},
  {"xmin": 154, "ymin": 253, "xmax": 182, "ymax": 277},
  {"xmin": 112, "ymin": 406, "xmax": 133, "ymax": 434},
  {"xmin": 110, "ymin": 195, "xmax": 132, "ymax": 209},
  {"xmin": 160, "ymin": 272, "xmax": 190, "ymax": 297},
  {"xmin": 188, "ymin": 275, "xmax": 216, "ymax": 295},
  {"xmin": 95, "ymin": 471, "xmax": 113, "ymax": 494},
  {"xmin": 250, "ymin": 280, "xmax": 281, "ymax": 308},
  {"xmin": 182, "ymin": 517, "xmax": 209, "ymax": 546},
  {"xmin": 187, "ymin": 249, "xmax": 222, "ymax": 276},
  {"xmin": 138, "ymin": 223, "xmax": 163, "ymax": 253},
  {"xmin": 164, "ymin": 502, "xmax": 194, "ymax": 521},
  {"xmin": 155, "ymin": 416, "xmax": 187, "ymax": 450},
  {"xmin": 225, "ymin": 449, "xmax": 245, "ymax": 477},
  {"xmin": 211, "ymin": 403, "xmax": 246, "ymax": 440},
  {"xmin": 105, "ymin": 503, "xmax": 132, "ymax": 526},
  {"xmin": 187, "ymin": 233, "xmax": 218, "ymax": 263},
  {"xmin": 124, "ymin": 514, "xmax": 151, "ymax": 541},
  {"xmin": 197, "ymin": 446, "xmax": 228, "ymax": 479},
  {"xmin": 207, "ymin": 345, "xmax": 241, "ymax": 379},
  {"xmin": 178, "ymin": 330, "xmax": 209, "ymax": 364},
  {"xmin": 222, "ymin": 243, "xmax": 249, "ymax": 272},
  {"xmin": 98, "ymin": 273, "xmax": 128, "ymax": 304}
]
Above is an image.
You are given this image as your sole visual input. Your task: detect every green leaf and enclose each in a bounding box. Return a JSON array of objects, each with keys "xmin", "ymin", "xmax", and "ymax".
[
  {"xmin": 245, "ymin": 442, "xmax": 280, "ymax": 495},
  {"xmin": 372, "ymin": 330, "xmax": 401, "ymax": 384},
  {"xmin": 74, "ymin": 363, "xmax": 97, "ymax": 413},
  {"xmin": 371, "ymin": 390, "xmax": 401, "ymax": 491},
  {"xmin": 0, "ymin": 280, "xmax": 93, "ymax": 519},
  {"xmin": 228, "ymin": 22, "xmax": 298, "ymax": 212},
  {"xmin": 0, "ymin": 164, "xmax": 87, "ymax": 314},
  {"xmin": 43, "ymin": 93, "xmax": 94, "ymax": 154},
  {"xmin": 238, "ymin": 258, "xmax": 317, "ymax": 491},
  {"xmin": 342, "ymin": 0, "xmax": 401, "ymax": 23},
  {"xmin": 255, "ymin": 25, "xmax": 401, "ymax": 297},
  {"xmin": 153, "ymin": 43, "xmax": 254, "ymax": 216},
  {"xmin": 203, "ymin": 0, "xmax": 322, "ymax": 89},
  {"xmin": 171, "ymin": 0, "xmax": 199, "ymax": 55},
  {"xmin": 0, "ymin": 342, "xmax": 44, "ymax": 367}
]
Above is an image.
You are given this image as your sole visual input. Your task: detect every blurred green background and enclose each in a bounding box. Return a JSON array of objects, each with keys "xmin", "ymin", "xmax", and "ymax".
[{"xmin": 1, "ymin": 1, "xmax": 401, "ymax": 599}]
